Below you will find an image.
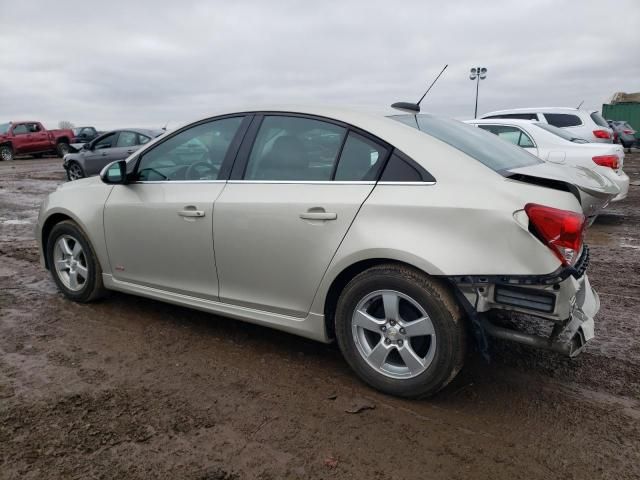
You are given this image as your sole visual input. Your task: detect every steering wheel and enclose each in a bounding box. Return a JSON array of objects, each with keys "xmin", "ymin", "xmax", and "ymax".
[{"xmin": 185, "ymin": 161, "xmax": 219, "ymax": 180}]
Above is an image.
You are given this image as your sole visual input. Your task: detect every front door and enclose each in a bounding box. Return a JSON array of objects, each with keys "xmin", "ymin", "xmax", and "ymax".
[
  {"xmin": 103, "ymin": 116, "xmax": 247, "ymax": 299},
  {"xmin": 214, "ymin": 115, "xmax": 389, "ymax": 317}
]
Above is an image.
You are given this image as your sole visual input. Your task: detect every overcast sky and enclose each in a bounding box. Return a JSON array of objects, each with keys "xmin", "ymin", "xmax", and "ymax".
[{"xmin": 1, "ymin": 0, "xmax": 638, "ymax": 130}]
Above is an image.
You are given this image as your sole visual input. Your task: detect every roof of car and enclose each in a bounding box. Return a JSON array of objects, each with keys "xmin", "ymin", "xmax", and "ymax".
[
  {"xmin": 104, "ymin": 127, "xmax": 164, "ymax": 136},
  {"xmin": 465, "ymin": 119, "xmax": 537, "ymax": 125},
  {"xmin": 481, "ymin": 107, "xmax": 597, "ymax": 116}
]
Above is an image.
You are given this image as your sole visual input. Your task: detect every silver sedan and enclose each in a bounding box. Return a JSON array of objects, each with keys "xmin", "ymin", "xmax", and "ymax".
[{"xmin": 37, "ymin": 107, "xmax": 601, "ymax": 398}]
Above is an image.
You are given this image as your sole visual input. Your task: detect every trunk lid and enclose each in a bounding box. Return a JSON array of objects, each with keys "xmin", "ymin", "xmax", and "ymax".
[{"xmin": 506, "ymin": 163, "xmax": 620, "ymax": 220}]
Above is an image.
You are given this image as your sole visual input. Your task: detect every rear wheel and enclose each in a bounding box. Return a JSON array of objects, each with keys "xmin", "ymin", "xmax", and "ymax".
[
  {"xmin": 67, "ymin": 161, "xmax": 85, "ymax": 181},
  {"xmin": 46, "ymin": 221, "xmax": 107, "ymax": 302},
  {"xmin": 0, "ymin": 145, "xmax": 13, "ymax": 161},
  {"xmin": 57, "ymin": 142, "xmax": 70, "ymax": 157},
  {"xmin": 335, "ymin": 264, "xmax": 466, "ymax": 398}
]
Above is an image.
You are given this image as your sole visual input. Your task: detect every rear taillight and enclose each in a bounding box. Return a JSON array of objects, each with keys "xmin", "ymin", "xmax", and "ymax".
[
  {"xmin": 525, "ymin": 203, "xmax": 586, "ymax": 266},
  {"xmin": 592, "ymin": 154, "xmax": 619, "ymax": 169},
  {"xmin": 623, "ymin": 129, "xmax": 634, "ymax": 135},
  {"xmin": 593, "ymin": 129, "xmax": 611, "ymax": 139}
]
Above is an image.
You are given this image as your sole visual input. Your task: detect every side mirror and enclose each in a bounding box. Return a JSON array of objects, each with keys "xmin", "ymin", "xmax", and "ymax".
[
  {"xmin": 83, "ymin": 142, "xmax": 91, "ymax": 150},
  {"xmin": 100, "ymin": 160, "xmax": 128, "ymax": 184}
]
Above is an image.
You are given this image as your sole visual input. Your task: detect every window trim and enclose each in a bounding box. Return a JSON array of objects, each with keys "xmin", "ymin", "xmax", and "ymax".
[{"xmin": 130, "ymin": 114, "xmax": 253, "ymax": 183}]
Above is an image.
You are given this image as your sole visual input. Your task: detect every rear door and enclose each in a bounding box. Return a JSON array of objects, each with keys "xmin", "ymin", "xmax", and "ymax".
[
  {"xmin": 213, "ymin": 114, "xmax": 389, "ymax": 317},
  {"xmin": 109, "ymin": 130, "xmax": 142, "ymax": 161}
]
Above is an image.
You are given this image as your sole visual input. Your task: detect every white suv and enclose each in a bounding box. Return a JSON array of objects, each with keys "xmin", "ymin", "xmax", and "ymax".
[{"xmin": 480, "ymin": 107, "xmax": 613, "ymax": 143}]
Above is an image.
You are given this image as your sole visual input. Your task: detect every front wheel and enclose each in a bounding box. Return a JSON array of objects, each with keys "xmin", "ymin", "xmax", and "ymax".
[
  {"xmin": 56, "ymin": 142, "xmax": 70, "ymax": 157},
  {"xmin": 335, "ymin": 264, "xmax": 466, "ymax": 398},
  {"xmin": 0, "ymin": 145, "xmax": 13, "ymax": 161},
  {"xmin": 46, "ymin": 220, "xmax": 107, "ymax": 302},
  {"xmin": 66, "ymin": 161, "xmax": 85, "ymax": 181}
]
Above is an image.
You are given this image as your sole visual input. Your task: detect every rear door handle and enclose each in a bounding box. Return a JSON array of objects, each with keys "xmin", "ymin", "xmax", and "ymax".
[
  {"xmin": 299, "ymin": 210, "xmax": 337, "ymax": 221},
  {"xmin": 178, "ymin": 209, "xmax": 205, "ymax": 218}
]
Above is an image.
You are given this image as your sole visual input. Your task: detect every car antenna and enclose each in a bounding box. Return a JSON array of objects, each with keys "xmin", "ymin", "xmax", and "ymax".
[
  {"xmin": 391, "ymin": 64, "xmax": 448, "ymax": 113},
  {"xmin": 576, "ymin": 100, "xmax": 584, "ymax": 109},
  {"xmin": 162, "ymin": 121, "xmax": 169, "ymax": 131}
]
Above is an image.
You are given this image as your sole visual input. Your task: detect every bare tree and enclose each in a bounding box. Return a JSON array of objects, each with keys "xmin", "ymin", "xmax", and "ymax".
[{"xmin": 58, "ymin": 120, "xmax": 75, "ymax": 129}]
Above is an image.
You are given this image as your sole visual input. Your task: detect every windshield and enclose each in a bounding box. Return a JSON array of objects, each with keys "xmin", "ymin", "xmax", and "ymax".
[
  {"xmin": 533, "ymin": 122, "xmax": 589, "ymax": 143},
  {"xmin": 389, "ymin": 114, "xmax": 542, "ymax": 174},
  {"xmin": 0, "ymin": 123, "xmax": 10, "ymax": 134}
]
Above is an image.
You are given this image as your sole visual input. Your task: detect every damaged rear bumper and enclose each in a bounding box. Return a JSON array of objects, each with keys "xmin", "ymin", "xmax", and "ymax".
[{"xmin": 450, "ymin": 247, "xmax": 598, "ymax": 357}]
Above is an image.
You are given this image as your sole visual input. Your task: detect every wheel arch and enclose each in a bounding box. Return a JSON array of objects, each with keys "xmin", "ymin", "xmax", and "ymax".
[
  {"xmin": 56, "ymin": 136, "xmax": 70, "ymax": 144},
  {"xmin": 322, "ymin": 257, "xmax": 438, "ymax": 340},
  {"xmin": 41, "ymin": 211, "xmax": 95, "ymax": 270}
]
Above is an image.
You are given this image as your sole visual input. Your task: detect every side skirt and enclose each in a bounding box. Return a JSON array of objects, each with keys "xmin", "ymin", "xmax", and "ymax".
[{"xmin": 102, "ymin": 274, "xmax": 330, "ymax": 343}]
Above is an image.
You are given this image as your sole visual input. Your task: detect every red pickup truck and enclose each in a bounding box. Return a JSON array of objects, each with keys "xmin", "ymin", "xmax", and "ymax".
[{"xmin": 0, "ymin": 121, "xmax": 74, "ymax": 161}]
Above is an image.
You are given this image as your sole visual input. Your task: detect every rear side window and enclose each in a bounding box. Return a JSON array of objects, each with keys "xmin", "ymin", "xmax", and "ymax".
[
  {"xmin": 589, "ymin": 111, "xmax": 609, "ymax": 128},
  {"xmin": 485, "ymin": 113, "xmax": 538, "ymax": 120},
  {"xmin": 390, "ymin": 114, "xmax": 541, "ymax": 174},
  {"xmin": 116, "ymin": 131, "xmax": 137, "ymax": 147},
  {"xmin": 380, "ymin": 153, "xmax": 435, "ymax": 182},
  {"xmin": 244, "ymin": 116, "xmax": 346, "ymax": 181},
  {"xmin": 334, "ymin": 132, "xmax": 387, "ymax": 181},
  {"xmin": 543, "ymin": 113, "xmax": 582, "ymax": 127},
  {"xmin": 477, "ymin": 125, "xmax": 535, "ymax": 148}
]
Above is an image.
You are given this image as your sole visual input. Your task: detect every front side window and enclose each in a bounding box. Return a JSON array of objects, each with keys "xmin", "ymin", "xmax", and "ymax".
[
  {"xmin": 116, "ymin": 131, "xmax": 138, "ymax": 148},
  {"xmin": 244, "ymin": 116, "xmax": 345, "ymax": 181},
  {"xmin": 12, "ymin": 124, "xmax": 28, "ymax": 135},
  {"xmin": 543, "ymin": 113, "xmax": 582, "ymax": 128},
  {"xmin": 334, "ymin": 132, "xmax": 387, "ymax": 181},
  {"xmin": 477, "ymin": 125, "xmax": 535, "ymax": 148},
  {"xmin": 137, "ymin": 116, "xmax": 244, "ymax": 182},
  {"xmin": 94, "ymin": 132, "xmax": 116, "ymax": 150},
  {"xmin": 390, "ymin": 114, "xmax": 541, "ymax": 174}
]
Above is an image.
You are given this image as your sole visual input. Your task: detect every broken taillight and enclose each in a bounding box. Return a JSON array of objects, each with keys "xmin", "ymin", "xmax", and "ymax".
[
  {"xmin": 592, "ymin": 155, "xmax": 619, "ymax": 169},
  {"xmin": 524, "ymin": 203, "xmax": 586, "ymax": 266}
]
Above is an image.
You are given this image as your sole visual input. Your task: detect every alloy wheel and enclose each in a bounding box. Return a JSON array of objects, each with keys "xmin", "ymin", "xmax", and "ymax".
[
  {"xmin": 53, "ymin": 235, "xmax": 89, "ymax": 291},
  {"xmin": 351, "ymin": 290, "xmax": 437, "ymax": 379},
  {"xmin": 68, "ymin": 163, "xmax": 84, "ymax": 180}
]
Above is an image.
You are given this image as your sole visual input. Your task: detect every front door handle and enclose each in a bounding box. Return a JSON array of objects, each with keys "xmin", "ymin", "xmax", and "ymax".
[
  {"xmin": 178, "ymin": 209, "xmax": 205, "ymax": 218},
  {"xmin": 299, "ymin": 208, "xmax": 337, "ymax": 221}
]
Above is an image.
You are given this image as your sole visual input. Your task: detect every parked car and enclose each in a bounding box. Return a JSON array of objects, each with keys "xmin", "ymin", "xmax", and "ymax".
[
  {"xmin": 464, "ymin": 119, "xmax": 629, "ymax": 204},
  {"xmin": 71, "ymin": 126, "xmax": 101, "ymax": 144},
  {"xmin": 480, "ymin": 107, "xmax": 614, "ymax": 143},
  {"xmin": 607, "ymin": 120, "xmax": 636, "ymax": 152},
  {"xmin": 38, "ymin": 107, "xmax": 607, "ymax": 398},
  {"xmin": 63, "ymin": 128, "xmax": 163, "ymax": 180},
  {"xmin": 390, "ymin": 114, "xmax": 619, "ymax": 221},
  {"xmin": 0, "ymin": 121, "xmax": 74, "ymax": 161}
]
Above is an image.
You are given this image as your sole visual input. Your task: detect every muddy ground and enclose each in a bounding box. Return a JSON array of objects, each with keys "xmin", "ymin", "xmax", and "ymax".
[{"xmin": 1, "ymin": 153, "xmax": 639, "ymax": 479}]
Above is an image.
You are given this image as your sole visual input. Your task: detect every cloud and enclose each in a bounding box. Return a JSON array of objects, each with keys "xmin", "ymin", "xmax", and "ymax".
[{"xmin": 0, "ymin": 0, "xmax": 638, "ymax": 129}]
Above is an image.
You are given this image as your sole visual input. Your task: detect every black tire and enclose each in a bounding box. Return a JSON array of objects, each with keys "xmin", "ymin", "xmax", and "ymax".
[
  {"xmin": 66, "ymin": 161, "xmax": 86, "ymax": 181},
  {"xmin": 335, "ymin": 264, "xmax": 466, "ymax": 398},
  {"xmin": 56, "ymin": 142, "xmax": 70, "ymax": 157},
  {"xmin": 0, "ymin": 145, "xmax": 13, "ymax": 161},
  {"xmin": 46, "ymin": 220, "xmax": 107, "ymax": 303}
]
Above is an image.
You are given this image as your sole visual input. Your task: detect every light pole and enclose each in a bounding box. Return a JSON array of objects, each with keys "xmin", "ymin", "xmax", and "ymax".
[{"xmin": 469, "ymin": 67, "xmax": 487, "ymax": 119}]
